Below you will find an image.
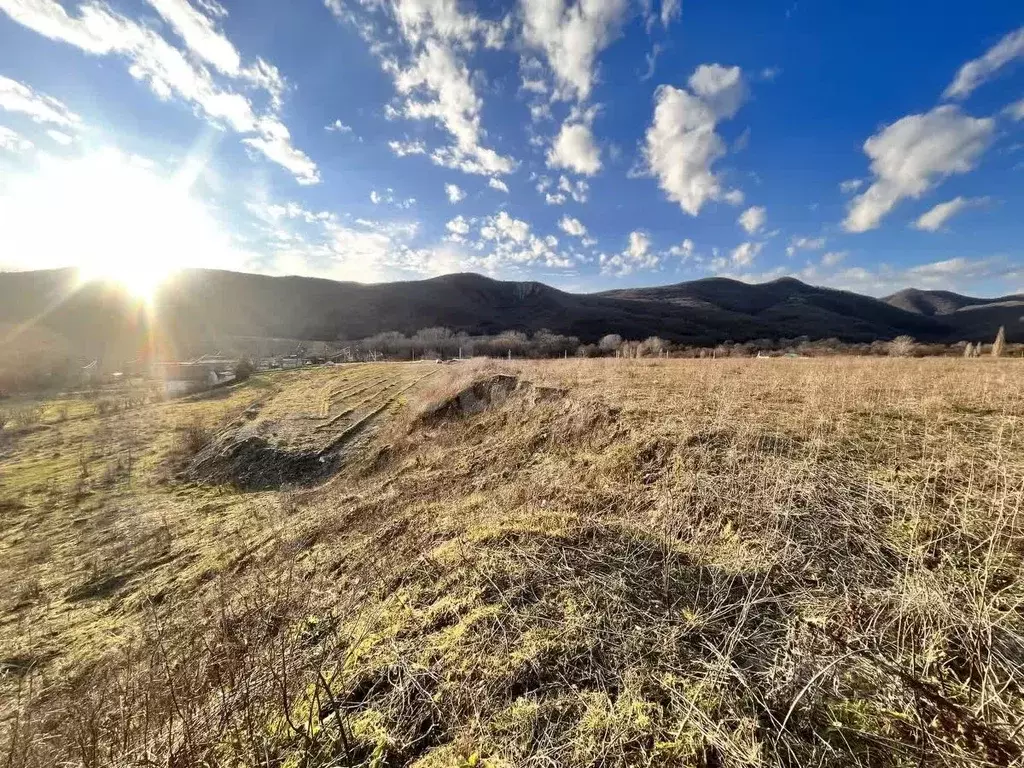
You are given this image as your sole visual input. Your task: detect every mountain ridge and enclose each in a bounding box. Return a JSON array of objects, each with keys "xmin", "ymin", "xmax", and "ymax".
[{"xmin": 0, "ymin": 269, "xmax": 1017, "ymax": 366}]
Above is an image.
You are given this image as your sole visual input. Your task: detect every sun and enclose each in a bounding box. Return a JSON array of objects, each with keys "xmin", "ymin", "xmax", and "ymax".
[
  {"xmin": 77, "ymin": 255, "xmax": 176, "ymax": 302},
  {"xmin": 0, "ymin": 147, "xmax": 239, "ymax": 302}
]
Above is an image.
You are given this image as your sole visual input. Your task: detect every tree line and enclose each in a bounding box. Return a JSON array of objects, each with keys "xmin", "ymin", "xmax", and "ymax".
[{"xmin": 343, "ymin": 326, "xmax": 1016, "ymax": 361}]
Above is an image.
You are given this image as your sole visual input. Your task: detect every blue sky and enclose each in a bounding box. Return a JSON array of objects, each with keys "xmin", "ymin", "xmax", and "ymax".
[{"xmin": 0, "ymin": 0, "xmax": 1021, "ymax": 296}]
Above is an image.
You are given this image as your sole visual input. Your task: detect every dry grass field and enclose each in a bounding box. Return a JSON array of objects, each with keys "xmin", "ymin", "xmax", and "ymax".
[{"xmin": 2, "ymin": 357, "xmax": 1023, "ymax": 767}]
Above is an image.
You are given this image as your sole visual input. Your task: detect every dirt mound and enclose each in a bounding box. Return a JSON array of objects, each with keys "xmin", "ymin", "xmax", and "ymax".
[
  {"xmin": 184, "ymin": 436, "xmax": 340, "ymax": 491},
  {"xmin": 419, "ymin": 374, "xmax": 566, "ymax": 425},
  {"xmin": 420, "ymin": 374, "xmax": 520, "ymax": 423}
]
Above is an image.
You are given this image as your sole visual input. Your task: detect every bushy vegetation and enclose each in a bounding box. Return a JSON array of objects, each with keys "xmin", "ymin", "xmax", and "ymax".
[{"xmin": 347, "ymin": 327, "xmax": 1021, "ymax": 362}]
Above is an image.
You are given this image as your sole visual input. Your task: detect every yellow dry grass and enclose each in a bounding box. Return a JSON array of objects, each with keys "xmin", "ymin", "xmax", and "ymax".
[{"xmin": 2, "ymin": 357, "xmax": 1023, "ymax": 768}]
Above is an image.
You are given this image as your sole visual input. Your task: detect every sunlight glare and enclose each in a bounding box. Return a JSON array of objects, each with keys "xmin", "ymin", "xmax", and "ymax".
[{"xmin": 0, "ymin": 148, "xmax": 240, "ymax": 300}]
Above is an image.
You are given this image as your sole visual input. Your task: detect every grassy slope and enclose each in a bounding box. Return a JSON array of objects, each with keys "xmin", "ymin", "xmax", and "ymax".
[{"xmin": 3, "ymin": 359, "xmax": 1024, "ymax": 767}]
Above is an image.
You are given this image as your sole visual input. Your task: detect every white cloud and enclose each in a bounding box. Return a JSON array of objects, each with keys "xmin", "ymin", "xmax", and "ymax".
[
  {"xmin": 369, "ymin": 187, "xmax": 416, "ymax": 208},
  {"xmin": 944, "ymin": 27, "xmax": 1024, "ymax": 99},
  {"xmin": 687, "ymin": 64, "xmax": 747, "ymax": 119},
  {"xmin": 0, "ymin": 0, "xmax": 317, "ymax": 184},
  {"xmin": 446, "ymin": 214, "xmax": 470, "ymax": 235},
  {"xmin": 547, "ymin": 120, "xmax": 601, "ymax": 175},
  {"xmin": 821, "ymin": 250, "xmax": 846, "ymax": 267},
  {"xmin": 242, "ymin": 117, "xmax": 320, "ymax": 185},
  {"xmin": 330, "ymin": 0, "xmax": 514, "ymax": 178},
  {"xmin": 786, "ymin": 235, "xmax": 826, "ymax": 257},
  {"xmin": 827, "ymin": 256, "xmax": 1023, "ymax": 297},
  {"xmin": 843, "ymin": 105, "xmax": 994, "ymax": 233},
  {"xmin": 0, "ymin": 125, "xmax": 33, "ymax": 153},
  {"xmin": 541, "ymin": 174, "xmax": 589, "ymax": 205},
  {"xmin": 470, "ymin": 210, "xmax": 575, "ymax": 271},
  {"xmin": 738, "ymin": 205, "xmax": 766, "ymax": 235},
  {"xmin": 730, "ymin": 241, "xmax": 762, "ymax": 267},
  {"xmin": 600, "ymin": 230, "xmax": 660, "ymax": 276},
  {"xmin": 643, "ymin": 65, "xmax": 747, "ymax": 216},
  {"xmin": 326, "ymin": 119, "xmax": 353, "ymax": 132},
  {"xmin": 667, "ymin": 238, "xmax": 694, "ymax": 258},
  {"xmin": 392, "ymin": 39, "xmax": 516, "ymax": 175},
  {"xmin": 46, "ymin": 129, "xmax": 73, "ymax": 145},
  {"xmin": 0, "ymin": 75, "xmax": 81, "ymax": 127},
  {"xmin": 445, "ymin": 182, "xmax": 465, "ymax": 203},
  {"xmin": 520, "ymin": 0, "xmax": 628, "ymax": 102},
  {"xmin": 913, "ymin": 195, "xmax": 989, "ymax": 232},
  {"xmin": 660, "ymin": 0, "xmax": 680, "ymax": 27},
  {"xmin": 839, "ymin": 178, "xmax": 863, "ymax": 194},
  {"xmin": 558, "ymin": 215, "xmax": 587, "ymax": 237},
  {"xmin": 560, "ymin": 175, "xmax": 588, "ymax": 202},
  {"xmin": 488, "ymin": 176, "xmax": 509, "ymax": 193},
  {"xmin": 144, "ymin": 0, "xmax": 240, "ymax": 76},
  {"xmin": 388, "ymin": 139, "xmax": 428, "ymax": 156},
  {"xmin": 1006, "ymin": 98, "xmax": 1024, "ymax": 121}
]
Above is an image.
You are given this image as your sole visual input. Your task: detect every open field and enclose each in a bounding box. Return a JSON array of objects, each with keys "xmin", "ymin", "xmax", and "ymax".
[
  {"xmin": 2, "ymin": 358, "xmax": 1024, "ymax": 767},
  {"xmin": 0, "ymin": 363, "xmax": 434, "ymax": 715}
]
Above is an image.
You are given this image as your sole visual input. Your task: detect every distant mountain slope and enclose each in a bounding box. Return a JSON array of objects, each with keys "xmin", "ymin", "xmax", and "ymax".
[
  {"xmin": 882, "ymin": 287, "xmax": 1024, "ymax": 340},
  {"xmin": 599, "ymin": 276, "xmax": 946, "ymax": 341},
  {"xmin": 0, "ymin": 269, "xmax": 1016, "ymax": 367}
]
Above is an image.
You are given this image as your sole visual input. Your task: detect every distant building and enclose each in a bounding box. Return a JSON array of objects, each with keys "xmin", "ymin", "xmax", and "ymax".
[{"xmin": 155, "ymin": 359, "xmax": 237, "ymax": 397}]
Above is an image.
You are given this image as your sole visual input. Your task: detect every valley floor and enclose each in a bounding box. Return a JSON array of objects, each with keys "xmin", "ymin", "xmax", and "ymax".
[{"xmin": 2, "ymin": 358, "xmax": 1023, "ymax": 767}]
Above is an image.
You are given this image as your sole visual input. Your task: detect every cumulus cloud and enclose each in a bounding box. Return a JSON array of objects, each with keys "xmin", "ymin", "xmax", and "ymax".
[
  {"xmin": 730, "ymin": 241, "xmax": 762, "ymax": 267},
  {"xmin": 391, "ymin": 39, "xmax": 516, "ymax": 175},
  {"xmin": 821, "ymin": 250, "xmax": 846, "ymax": 267},
  {"xmin": 0, "ymin": 0, "xmax": 318, "ymax": 184},
  {"xmin": 445, "ymin": 214, "xmax": 470, "ymax": 235},
  {"xmin": 913, "ymin": 195, "xmax": 989, "ymax": 232},
  {"xmin": 488, "ymin": 176, "xmax": 509, "ymax": 193},
  {"xmin": 1006, "ymin": 97, "xmax": 1024, "ymax": 121},
  {"xmin": 843, "ymin": 105, "xmax": 994, "ymax": 233},
  {"xmin": 445, "ymin": 182, "xmax": 465, "ymax": 203},
  {"xmin": 738, "ymin": 205, "xmax": 766, "ymax": 235},
  {"xmin": 558, "ymin": 215, "xmax": 587, "ymax": 237},
  {"xmin": 388, "ymin": 139, "xmax": 428, "ymax": 157},
  {"xmin": 786, "ymin": 235, "xmax": 826, "ymax": 257},
  {"xmin": 600, "ymin": 230, "xmax": 660, "ymax": 276},
  {"xmin": 330, "ymin": 0, "xmax": 515, "ymax": 178},
  {"xmin": 369, "ymin": 187, "xmax": 416, "ymax": 208},
  {"xmin": 0, "ymin": 75, "xmax": 81, "ymax": 127},
  {"xmin": 520, "ymin": 0, "xmax": 627, "ymax": 102},
  {"xmin": 839, "ymin": 178, "xmax": 863, "ymax": 193},
  {"xmin": 547, "ymin": 120, "xmax": 601, "ymax": 175},
  {"xmin": 667, "ymin": 238, "xmax": 694, "ymax": 259},
  {"xmin": 540, "ymin": 174, "xmax": 590, "ymax": 204},
  {"xmin": 687, "ymin": 64, "xmax": 747, "ymax": 119},
  {"xmin": 471, "ymin": 210, "xmax": 575, "ymax": 271},
  {"xmin": 326, "ymin": 119, "xmax": 353, "ymax": 132},
  {"xmin": 0, "ymin": 125, "xmax": 33, "ymax": 153},
  {"xmin": 642, "ymin": 64, "xmax": 747, "ymax": 216},
  {"xmin": 827, "ymin": 256, "xmax": 1023, "ymax": 296},
  {"xmin": 944, "ymin": 26, "xmax": 1024, "ymax": 99}
]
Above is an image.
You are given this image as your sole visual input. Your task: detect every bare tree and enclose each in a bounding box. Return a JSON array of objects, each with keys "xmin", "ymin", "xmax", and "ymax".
[
  {"xmin": 888, "ymin": 335, "xmax": 916, "ymax": 357},
  {"xmin": 638, "ymin": 337, "xmax": 666, "ymax": 357},
  {"xmin": 598, "ymin": 334, "xmax": 622, "ymax": 354},
  {"xmin": 992, "ymin": 326, "xmax": 1006, "ymax": 358}
]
